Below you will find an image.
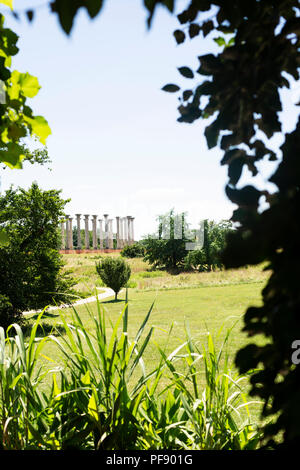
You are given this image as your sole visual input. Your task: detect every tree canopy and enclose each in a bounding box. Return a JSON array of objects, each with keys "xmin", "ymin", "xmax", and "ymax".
[{"xmin": 0, "ymin": 182, "xmax": 75, "ymax": 316}]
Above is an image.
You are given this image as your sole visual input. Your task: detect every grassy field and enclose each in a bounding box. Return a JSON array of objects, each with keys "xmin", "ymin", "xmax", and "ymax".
[
  {"xmin": 63, "ymin": 252, "xmax": 270, "ymax": 296},
  {"xmin": 26, "ymin": 254, "xmax": 271, "ymax": 427}
]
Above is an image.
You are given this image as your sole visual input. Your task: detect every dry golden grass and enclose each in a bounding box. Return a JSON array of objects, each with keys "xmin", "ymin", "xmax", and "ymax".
[{"xmin": 62, "ymin": 252, "xmax": 270, "ymax": 296}]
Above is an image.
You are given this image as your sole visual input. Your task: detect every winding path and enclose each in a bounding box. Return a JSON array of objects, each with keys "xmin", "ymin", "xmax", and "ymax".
[{"xmin": 23, "ymin": 287, "xmax": 121, "ymax": 316}]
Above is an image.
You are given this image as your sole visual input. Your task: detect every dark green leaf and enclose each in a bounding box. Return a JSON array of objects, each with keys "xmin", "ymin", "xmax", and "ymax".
[
  {"xmin": 178, "ymin": 67, "xmax": 194, "ymax": 79},
  {"xmin": 162, "ymin": 84, "xmax": 180, "ymax": 93},
  {"xmin": 182, "ymin": 90, "xmax": 193, "ymax": 101},
  {"xmin": 202, "ymin": 20, "xmax": 214, "ymax": 37},
  {"xmin": 26, "ymin": 10, "xmax": 34, "ymax": 22},
  {"xmin": 173, "ymin": 29, "xmax": 185, "ymax": 44},
  {"xmin": 189, "ymin": 23, "xmax": 201, "ymax": 39}
]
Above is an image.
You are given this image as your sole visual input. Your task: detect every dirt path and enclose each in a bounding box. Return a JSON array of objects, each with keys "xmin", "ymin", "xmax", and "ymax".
[{"xmin": 23, "ymin": 287, "xmax": 121, "ymax": 316}]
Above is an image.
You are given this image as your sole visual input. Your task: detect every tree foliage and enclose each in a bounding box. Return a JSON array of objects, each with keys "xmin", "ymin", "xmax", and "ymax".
[
  {"xmin": 0, "ymin": 182, "xmax": 75, "ymax": 320},
  {"xmin": 162, "ymin": 0, "xmax": 300, "ymax": 449},
  {"xmin": 184, "ymin": 219, "xmax": 234, "ymax": 272},
  {"xmin": 143, "ymin": 210, "xmax": 192, "ymax": 271},
  {"xmin": 0, "ymin": 11, "xmax": 51, "ymax": 170},
  {"xmin": 96, "ymin": 257, "xmax": 131, "ymax": 300},
  {"xmin": 121, "ymin": 242, "xmax": 146, "ymax": 258}
]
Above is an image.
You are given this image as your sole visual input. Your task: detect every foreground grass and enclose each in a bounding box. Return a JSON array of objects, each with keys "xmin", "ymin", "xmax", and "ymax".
[{"xmin": 2, "ymin": 297, "xmax": 264, "ymax": 449}]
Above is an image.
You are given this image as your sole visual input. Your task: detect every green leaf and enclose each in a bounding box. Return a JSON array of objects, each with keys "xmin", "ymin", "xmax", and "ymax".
[
  {"xmin": 213, "ymin": 36, "xmax": 226, "ymax": 47},
  {"xmin": 178, "ymin": 67, "xmax": 194, "ymax": 79},
  {"xmin": 204, "ymin": 121, "xmax": 219, "ymax": 149},
  {"xmin": 173, "ymin": 29, "xmax": 185, "ymax": 44},
  {"xmin": 202, "ymin": 20, "xmax": 214, "ymax": 37},
  {"xmin": 88, "ymin": 390, "xmax": 98, "ymax": 421},
  {"xmin": 85, "ymin": 0, "xmax": 104, "ymax": 18},
  {"xmin": 8, "ymin": 70, "xmax": 21, "ymax": 99},
  {"xmin": 50, "ymin": 0, "xmax": 77, "ymax": 35},
  {"xmin": 189, "ymin": 23, "xmax": 200, "ymax": 39},
  {"xmin": 19, "ymin": 72, "xmax": 40, "ymax": 98},
  {"xmin": 0, "ymin": 0, "xmax": 13, "ymax": 9},
  {"xmin": 183, "ymin": 90, "xmax": 193, "ymax": 101},
  {"xmin": 0, "ymin": 142, "xmax": 25, "ymax": 168},
  {"xmin": 52, "ymin": 373, "xmax": 61, "ymax": 401},
  {"xmin": 24, "ymin": 115, "xmax": 51, "ymax": 144},
  {"xmin": 162, "ymin": 84, "xmax": 180, "ymax": 93},
  {"xmin": 26, "ymin": 10, "xmax": 34, "ymax": 22},
  {"xmin": 0, "ymin": 229, "xmax": 9, "ymax": 245}
]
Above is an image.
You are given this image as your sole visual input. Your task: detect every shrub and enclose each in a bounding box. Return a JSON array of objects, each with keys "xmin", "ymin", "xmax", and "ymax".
[
  {"xmin": 0, "ymin": 294, "xmax": 23, "ymax": 330},
  {"xmin": 95, "ymin": 257, "xmax": 131, "ymax": 300},
  {"xmin": 121, "ymin": 242, "xmax": 145, "ymax": 258},
  {"xmin": 184, "ymin": 250, "xmax": 207, "ymax": 272}
]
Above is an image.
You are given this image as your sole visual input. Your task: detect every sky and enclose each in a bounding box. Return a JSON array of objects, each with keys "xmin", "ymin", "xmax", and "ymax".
[{"xmin": 1, "ymin": 0, "xmax": 299, "ymax": 239}]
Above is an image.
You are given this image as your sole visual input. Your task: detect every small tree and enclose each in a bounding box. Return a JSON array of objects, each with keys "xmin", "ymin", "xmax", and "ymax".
[
  {"xmin": 143, "ymin": 210, "xmax": 192, "ymax": 271},
  {"xmin": 0, "ymin": 182, "xmax": 75, "ymax": 322},
  {"xmin": 96, "ymin": 257, "xmax": 131, "ymax": 300}
]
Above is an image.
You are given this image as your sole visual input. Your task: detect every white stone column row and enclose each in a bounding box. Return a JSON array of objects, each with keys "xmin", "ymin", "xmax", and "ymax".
[{"xmin": 60, "ymin": 214, "xmax": 135, "ymax": 250}]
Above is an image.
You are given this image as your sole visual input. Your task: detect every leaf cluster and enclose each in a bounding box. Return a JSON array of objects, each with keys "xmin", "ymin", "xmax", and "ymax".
[{"xmin": 0, "ymin": 14, "xmax": 51, "ymax": 169}]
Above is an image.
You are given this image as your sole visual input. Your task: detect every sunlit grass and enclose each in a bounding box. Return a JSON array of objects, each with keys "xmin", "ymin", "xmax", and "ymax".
[
  {"xmin": 62, "ymin": 252, "xmax": 270, "ymax": 296},
  {"xmin": 25, "ymin": 280, "xmax": 267, "ymax": 425}
]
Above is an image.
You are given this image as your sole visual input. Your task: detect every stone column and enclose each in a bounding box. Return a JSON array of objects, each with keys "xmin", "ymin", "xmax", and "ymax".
[
  {"xmin": 84, "ymin": 214, "xmax": 90, "ymax": 249},
  {"xmin": 104, "ymin": 214, "xmax": 109, "ymax": 249},
  {"xmin": 61, "ymin": 220, "xmax": 65, "ymax": 249},
  {"xmin": 92, "ymin": 215, "xmax": 98, "ymax": 250},
  {"xmin": 124, "ymin": 218, "xmax": 128, "ymax": 246},
  {"xmin": 127, "ymin": 217, "xmax": 131, "ymax": 245},
  {"xmin": 108, "ymin": 219, "xmax": 114, "ymax": 249},
  {"xmin": 127, "ymin": 216, "xmax": 132, "ymax": 245},
  {"xmin": 65, "ymin": 215, "xmax": 70, "ymax": 249},
  {"xmin": 130, "ymin": 216, "xmax": 135, "ymax": 244},
  {"xmin": 116, "ymin": 216, "xmax": 121, "ymax": 249},
  {"xmin": 119, "ymin": 217, "xmax": 124, "ymax": 248},
  {"xmin": 76, "ymin": 214, "xmax": 81, "ymax": 249},
  {"xmin": 68, "ymin": 217, "xmax": 73, "ymax": 249},
  {"xmin": 98, "ymin": 219, "xmax": 103, "ymax": 249}
]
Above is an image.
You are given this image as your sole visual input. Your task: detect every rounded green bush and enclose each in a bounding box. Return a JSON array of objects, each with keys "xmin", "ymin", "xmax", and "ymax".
[{"xmin": 95, "ymin": 257, "xmax": 131, "ymax": 300}]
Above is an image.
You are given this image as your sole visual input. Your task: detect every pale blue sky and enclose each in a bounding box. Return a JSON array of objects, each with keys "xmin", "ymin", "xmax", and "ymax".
[{"xmin": 1, "ymin": 0, "xmax": 299, "ymax": 238}]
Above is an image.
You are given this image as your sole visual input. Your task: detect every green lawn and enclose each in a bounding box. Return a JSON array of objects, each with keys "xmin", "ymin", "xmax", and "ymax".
[
  {"xmin": 26, "ymin": 279, "xmax": 267, "ymax": 426},
  {"xmin": 41, "ymin": 281, "xmax": 265, "ymax": 355}
]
